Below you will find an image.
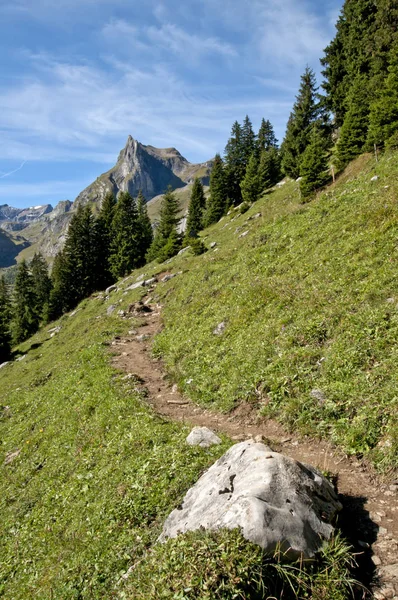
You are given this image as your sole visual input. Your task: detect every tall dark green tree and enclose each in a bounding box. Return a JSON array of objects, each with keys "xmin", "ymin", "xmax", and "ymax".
[
  {"xmin": 240, "ymin": 153, "xmax": 260, "ymax": 204},
  {"xmin": 0, "ymin": 276, "xmax": 11, "ymax": 362},
  {"xmin": 147, "ymin": 187, "xmax": 181, "ymax": 261},
  {"xmin": 281, "ymin": 67, "xmax": 324, "ymax": 179},
  {"xmin": 224, "ymin": 121, "xmax": 246, "ymax": 205},
  {"xmin": 299, "ymin": 125, "xmax": 331, "ymax": 200},
  {"xmin": 185, "ymin": 178, "xmax": 206, "ymax": 239},
  {"xmin": 258, "ymin": 147, "xmax": 282, "ymax": 192},
  {"xmin": 336, "ymin": 75, "xmax": 370, "ymax": 168},
  {"xmin": 241, "ymin": 115, "xmax": 256, "ymax": 163},
  {"xmin": 136, "ymin": 191, "xmax": 153, "ymax": 263},
  {"xmin": 97, "ymin": 191, "xmax": 117, "ymax": 289},
  {"xmin": 205, "ymin": 154, "xmax": 228, "ymax": 226},
  {"xmin": 257, "ymin": 119, "xmax": 278, "ymax": 154},
  {"xmin": 12, "ymin": 260, "xmax": 40, "ymax": 343},
  {"xmin": 48, "ymin": 251, "xmax": 68, "ymax": 320},
  {"xmin": 367, "ymin": 45, "xmax": 398, "ymax": 149},
  {"xmin": 109, "ymin": 192, "xmax": 141, "ymax": 278},
  {"xmin": 30, "ymin": 252, "xmax": 52, "ymax": 321}
]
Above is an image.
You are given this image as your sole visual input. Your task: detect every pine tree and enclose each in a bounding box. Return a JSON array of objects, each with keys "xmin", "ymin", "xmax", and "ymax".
[
  {"xmin": 47, "ymin": 251, "xmax": 68, "ymax": 321},
  {"xmin": 367, "ymin": 45, "xmax": 398, "ymax": 149},
  {"xmin": 205, "ymin": 154, "xmax": 228, "ymax": 226},
  {"xmin": 336, "ymin": 75, "xmax": 370, "ymax": 169},
  {"xmin": 30, "ymin": 252, "xmax": 52, "ymax": 321},
  {"xmin": 12, "ymin": 260, "xmax": 40, "ymax": 343},
  {"xmin": 241, "ymin": 115, "xmax": 256, "ymax": 163},
  {"xmin": 257, "ymin": 119, "xmax": 278, "ymax": 154},
  {"xmin": 147, "ymin": 187, "xmax": 181, "ymax": 261},
  {"xmin": 258, "ymin": 147, "xmax": 282, "ymax": 192},
  {"xmin": 280, "ymin": 67, "xmax": 323, "ymax": 179},
  {"xmin": 299, "ymin": 125, "xmax": 330, "ymax": 200},
  {"xmin": 109, "ymin": 192, "xmax": 141, "ymax": 278},
  {"xmin": 240, "ymin": 153, "xmax": 260, "ymax": 204},
  {"xmin": 185, "ymin": 178, "xmax": 206, "ymax": 239},
  {"xmin": 97, "ymin": 192, "xmax": 117, "ymax": 289},
  {"xmin": 224, "ymin": 121, "xmax": 246, "ymax": 205},
  {"xmin": 0, "ymin": 276, "xmax": 11, "ymax": 362},
  {"xmin": 136, "ymin": 190, "xmax": 153, "ymax": 263}
]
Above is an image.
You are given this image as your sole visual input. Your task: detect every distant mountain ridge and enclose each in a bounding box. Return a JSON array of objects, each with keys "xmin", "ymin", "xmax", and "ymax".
[{"xmin": 0, "ymin": 136, "xmax": 213, "ymax": 268}]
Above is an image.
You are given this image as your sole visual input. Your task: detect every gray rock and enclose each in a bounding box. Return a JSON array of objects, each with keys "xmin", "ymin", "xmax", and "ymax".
[
  {"xmin": 15, "ymin": 355, "xmax": 26, "ymax": 362},
  {"xmin": 105, "ymin": 285, "xmax": 118, "ymax": 294},
  {"xmin": 210, "ymin": 242, "xmax": 217, "ymax": 249},
  {"xmin": 186, "ymin": 427, "xmax": 222, "ymax": 448},
  {"xmin": 178, "ymin": 246, "xmax": 190, "ymax": 255},
  {"xmin": 4, "ymin": 449, "xmax": 20, "ymax": 465},
  {"xmin": 125, "ymin": 281, "xmax": 145, "ymax": 291},
  {"xmin": 143, "ymin": 277, "xmax": 157, "ymax": 287},
  {"xmin": 107, "ymin": 304, "xmax": 117, "ymax": 316},
  {"xmin": 238, "ymin": 230, "xmax": 249, "ymax": 239},
  {"xmin": 50, "ymin": 327, "xmax": 62, "ymax": 338},
  {"xmin": 213, "ymin": 321, "xmax": 226, "ymax": 335},
  {"xmin": 117, "ymin": 310, "xmax": 126, "ymax": 317},
  {"xmin": 310, "ymin": 389, "xmax": 326, "ymax": 404},
  {"xmin": 161, "ymin": 273, "xmax": 176, "ymax": 282},
  {"xmin": 160, "ymin": 441, "xmax": 342, "ymax": 559},
  {"xmin": 0, "ymin": 362, "xmax": 10, "ymax": 369},
  {"xmin": 380, "ymin": 564, "xmax": 398, "ymax": 579},
  {"xmin": 371, "ymin": 175, "xmax": 379, "ymax": 182}
]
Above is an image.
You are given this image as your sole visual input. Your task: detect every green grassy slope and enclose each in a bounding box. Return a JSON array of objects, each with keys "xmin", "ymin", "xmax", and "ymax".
[{"xmin": 151, "ymin": 151, "xmax": 398, "ymax": 471}]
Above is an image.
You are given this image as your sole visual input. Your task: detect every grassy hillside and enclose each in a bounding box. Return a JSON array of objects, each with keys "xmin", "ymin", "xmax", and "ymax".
[
  {"xmin": 1, "ymin": 150, "xmax": 397, "ymax": 598},
  {"xmin": 151, "ymin": 151, "xmax": 398, "ymax": 472}
]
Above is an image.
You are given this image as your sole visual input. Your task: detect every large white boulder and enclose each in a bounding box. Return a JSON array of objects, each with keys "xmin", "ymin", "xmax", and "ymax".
[{"xmin": 160, "ymin": 441, "xmax": 342, "ymax": 559}]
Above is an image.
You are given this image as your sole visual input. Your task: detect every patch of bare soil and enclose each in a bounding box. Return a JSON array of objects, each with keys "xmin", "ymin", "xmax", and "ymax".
[{"xmin": 112, "ymin": 296, "xmax": 398, "ymax": 600}]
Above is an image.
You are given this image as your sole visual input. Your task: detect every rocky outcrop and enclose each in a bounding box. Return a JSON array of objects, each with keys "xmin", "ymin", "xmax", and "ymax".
[
  {"xmin": 160, "ymin": 441, "xmax": 342, "ymax": 559},
  {"xmin": 75, "ymin": 135, "xmax": 212, "ymax": 208}
]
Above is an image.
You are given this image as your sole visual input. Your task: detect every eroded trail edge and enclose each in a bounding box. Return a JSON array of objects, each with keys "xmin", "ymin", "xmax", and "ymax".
[{"xmin": 111, "ymin": 294, "xmax": 398, "ymax": 599}]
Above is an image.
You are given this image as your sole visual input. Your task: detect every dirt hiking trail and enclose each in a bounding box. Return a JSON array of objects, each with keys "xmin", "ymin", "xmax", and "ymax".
[{"xmin": 111, "ymin": 291, "xmax": 398, "ymax": 599}]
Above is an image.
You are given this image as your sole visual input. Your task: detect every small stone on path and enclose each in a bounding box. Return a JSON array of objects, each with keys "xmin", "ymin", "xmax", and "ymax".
[{"xmin": 186, "ymin": 427, "xmax": 222, "ymax": 448}]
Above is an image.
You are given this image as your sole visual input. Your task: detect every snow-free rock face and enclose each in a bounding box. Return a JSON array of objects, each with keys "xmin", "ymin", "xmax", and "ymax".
[
  {"xmin": 75, "ymin": 135, "xmax": 212, "ymax": 208},
  {"xmin": 160, "ymin": 441, "xmax": 342, "ymax": 559}
]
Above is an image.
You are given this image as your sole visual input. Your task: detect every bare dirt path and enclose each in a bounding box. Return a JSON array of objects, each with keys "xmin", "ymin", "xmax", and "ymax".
[{"xmin": 111, "ymin": 294, "xmax": 398, "ymax": 599}]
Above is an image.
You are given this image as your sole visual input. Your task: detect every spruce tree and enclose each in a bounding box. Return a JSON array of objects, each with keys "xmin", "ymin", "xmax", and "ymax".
[
  {"xmin": 240, "ymin": 153, "xmax": 260, "ymax": 204},
  {"xmin": 281, "ymin": 67, "xmax": 323, "ymax": 179},
  {"xmin": 224, "ymin": 121, "xmax": 246, "ymax": 205},
  {"xmin": 97, "ymin": 192, "xmax": 117, "ymax": 289},
  {"xmin": 257, "ymin": 119, "xmax": 278, "ymax": 154},
  {"xmin": 136, "ymin": 190, "xmax": 153, "ymax": 263},
  {"xmin": 258, "ymin": 147, "xmax": 282, "ymax": 192},
  {"xmin": 367, "ymin": 45, "xmax": 398, "ymax": 149},
  {"xmin": 0, "ymin": 276, "xmax": 11, "ymax": 362},
  {"xmin": 48, "ymin": 251, "xmax": 68, "ymax": 321},
  {"xmin": 299, "ymin": 125, "xmax": 330, "ymax": 200},
  {"xmin": 185, "ymin": 178, "xmax": 206, "ymax": 239},
  {"xmin": 109, "ymin": 192, "xmax": 141, "ymax": 278},
  {"xmin": 241, "ymin": 115, "xmax": 256, "ymax": 163},
  {"xmin": 30, "ymin": 252, "xmax": 52, "ymax": 321},
  {"xmin": 12, "ymin": 260, "xmax": 40, "ymax": 343},
  {"xmin": 205, "ymin": 154, "xmax": 227, "ymax": 226},
  {"xmin": 146, "ymin": 187, "xmax": 181, "ymax": 261},
  {"xmin": 336, "ymin": 75, "xmax": 370, "ymax": 169}
]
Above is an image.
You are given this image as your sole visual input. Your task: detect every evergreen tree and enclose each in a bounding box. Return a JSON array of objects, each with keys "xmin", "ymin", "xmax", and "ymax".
[
  {"xmin": 0, "ymin": 276, "xmax": 11, "ymax": 362},
  {"xmin": 336, "ymin": 75, "xmax": 370, "ymax": 169},
  {"xmin": 136, "ymin": 191, "xmax": 153, "ymax": 263},
  {"xmin": 109, "ymin": 192, "xmax": 141, "ymax": 278},
  {"xmin": 257, "ymin": 119, "xmax": 278, "ymax": 153},
  {"xmin": 205, "ymin": 154, "xmax": 228, "ymax": 226},
  {"xmin": 241, "ymin": 115, "xmax": 256, "ymax": 163},
  {"xmin": 146, "ymin": 187, "xmax": 181, "ymax": 261},
  {"xmin": 48, "ymin": 251, "xmax": 68, "ymax": 321},
  {"xmin": 240, "ymin": 153, "xmax": 260, "ymax": 204},
  {"xmin": 299, "ymin": 125, "xmax": 330, "ymax": 200},
  {"xmin": 97, "ymin": 192, "xmax": 117, "ymax": 289},
  {"xmin": 258, "ymin": 147, "xmax": 282, "ymax": 192},
  {"xmin": 281, "ymin": 67, "xmax": 323, "ymax": 179},
  {"xmin": 367, "ymin": 46, "xmax": 398, "ymax": 149},
  {"xmin": 30, "ymin": 252, "xmax": 52, "ymax": 321},
  {"xmin": 224, "ymin": 121, "xmax": 246, "ymax": 205},
  {"xmin": 12, "ymin": 260, "xmax": 40, "ymax": 343},
  {"xmin": 185, "ymin": 178, "xmax": 206, "ymax": 239}
]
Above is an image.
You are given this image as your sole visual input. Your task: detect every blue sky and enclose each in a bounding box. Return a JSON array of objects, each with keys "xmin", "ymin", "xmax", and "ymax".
[{"xmin": 0, "ymin": 0, "xmax": 343, "ymax": 208}]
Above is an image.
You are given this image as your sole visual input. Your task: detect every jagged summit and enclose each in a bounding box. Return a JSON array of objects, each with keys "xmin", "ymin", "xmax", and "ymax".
[{"xmin": 75, "ymin": 135, "xmax": 212, "ymax": 209}]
